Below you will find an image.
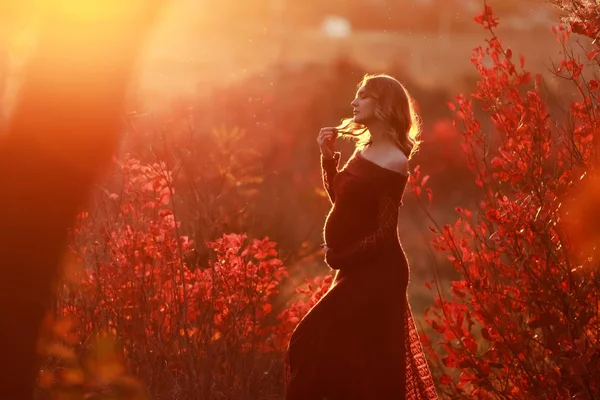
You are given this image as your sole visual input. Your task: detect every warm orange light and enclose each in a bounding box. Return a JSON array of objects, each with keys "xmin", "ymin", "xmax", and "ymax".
[
  {"xmin": 561, "ymin": 172, "xmax": 600, "ymax": 261},
  {"xmin": 49, "ymin": 0, "xmax": 151, "ymax": 22}
]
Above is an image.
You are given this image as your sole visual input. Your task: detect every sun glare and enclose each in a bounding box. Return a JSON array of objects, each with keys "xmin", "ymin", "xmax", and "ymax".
[{"xmin": 47, "ymin": 0, "xmax": 153, "ymax": 22}]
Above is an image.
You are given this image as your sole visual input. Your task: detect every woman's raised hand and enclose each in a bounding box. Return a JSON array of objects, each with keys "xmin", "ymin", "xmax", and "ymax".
[{"xmin": 317, "ymin": 127, "xmax": 338, "ymax": 159}]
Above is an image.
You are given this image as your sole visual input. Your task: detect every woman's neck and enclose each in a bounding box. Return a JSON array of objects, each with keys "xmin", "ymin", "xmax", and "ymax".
[
  {"xmin": 366, "ymin": 124, "xmax": 395, "ymax": 149},
  {"xmin": 365, "ymin": 119, "xmax": 385, "ymax": 138}
]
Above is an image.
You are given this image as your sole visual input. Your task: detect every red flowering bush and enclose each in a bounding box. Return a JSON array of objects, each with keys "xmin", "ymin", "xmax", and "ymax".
[
  {"xmin": 552, "ymin": 0, "xmax": 600, "ymax": 40},
  {"xmin": 36, "ymin": 3, "xmax": 600, "ymax": 399},
  {"xmin": 36, "ymin": 153, "xmax": 333, "ymax": 400},
  {"xmin": 412, "ymin": 4, "xmax": 600, "ymax": 399}
]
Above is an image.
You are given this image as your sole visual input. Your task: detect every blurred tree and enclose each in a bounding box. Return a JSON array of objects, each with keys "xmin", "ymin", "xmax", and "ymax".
[{"xmin": 0, "ymin": 1, "xmax": 164, "ymax": 398}]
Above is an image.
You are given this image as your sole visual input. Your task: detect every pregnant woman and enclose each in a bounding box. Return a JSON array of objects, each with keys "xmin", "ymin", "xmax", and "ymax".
[{"xmin": 285, "ymin": 74, "xmax": 438, "ymax": 399}]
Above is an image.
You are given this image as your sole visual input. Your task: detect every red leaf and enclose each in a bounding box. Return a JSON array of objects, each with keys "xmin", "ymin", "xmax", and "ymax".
[
  {"xmin": 439, "ymin": 374, "xmax": 452, "ymax": 385},
  {"xmin": 432, "ymin": 320, "xmax": 446, "ymax": 334},
  {"xmin": 457, "ymin": 371, "xmax": 477, "ymax": 389},
  {"xmin": 588, "ymin": 48, "xmax": 600, "ymax": 60},
  {"xmin": 475, "ymin": 175, "xmax": 483, "ymax": 187},
  {"xmin": 426, "ymin": 188, "xmax": 433, "ymax": 203},
  {"xmin": 516, "ymin": 72, "xmax": 531, "ymax": 85}
]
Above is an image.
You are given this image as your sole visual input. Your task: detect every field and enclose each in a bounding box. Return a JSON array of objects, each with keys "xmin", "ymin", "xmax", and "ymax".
[
  {"xmin": 135, "ymin": 26, "xmax": 563, "ymax": 107},
  {"xmin": 1, "ymin": 1, "xmax": 599, "ymax": 398}
]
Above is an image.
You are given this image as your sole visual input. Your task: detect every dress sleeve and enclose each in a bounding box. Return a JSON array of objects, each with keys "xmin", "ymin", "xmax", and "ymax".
[
  {"xmin": 325, "ymin": 192, "xmax": 400, "ymax": 270},
  {"xmin": 321, "ymin": 152, "xmax": 341, "ymax": 204}
]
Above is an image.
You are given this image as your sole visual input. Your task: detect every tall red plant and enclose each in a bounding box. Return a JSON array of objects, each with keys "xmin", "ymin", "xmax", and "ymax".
[{"xmin": 414, "ymin": 3, "xmax": 600, "ymax": 399}]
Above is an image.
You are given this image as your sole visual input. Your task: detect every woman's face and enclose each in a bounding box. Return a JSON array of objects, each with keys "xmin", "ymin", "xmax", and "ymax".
[{"xmin": 350, "ymin": 84, "xmax": 377, "ymax": 125}]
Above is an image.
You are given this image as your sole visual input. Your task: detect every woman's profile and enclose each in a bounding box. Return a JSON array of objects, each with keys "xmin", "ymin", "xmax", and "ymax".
[{"xmin": 285, "ymin": 73, "xmax": 439, "ymax": 399}]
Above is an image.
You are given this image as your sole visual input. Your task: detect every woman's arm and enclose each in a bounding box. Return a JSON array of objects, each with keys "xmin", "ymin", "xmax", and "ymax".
[
  {"xmin": 321, "ymin": 151, "xmax": 341, "ymax": 204},
  {"xmin": 325, "ymin": 193, "xmax": 400, "ymax": 269}
]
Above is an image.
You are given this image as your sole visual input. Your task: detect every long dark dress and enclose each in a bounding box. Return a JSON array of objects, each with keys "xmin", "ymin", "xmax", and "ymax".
[{"xmin": 285, "ymin": 151, "xmax": 438, "ymax": 400}]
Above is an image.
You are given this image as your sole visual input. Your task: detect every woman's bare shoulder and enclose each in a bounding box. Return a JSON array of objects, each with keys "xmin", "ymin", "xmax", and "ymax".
[{"xmin": 380, "ymin": 148, "xmax": 409, "ymax": 176}]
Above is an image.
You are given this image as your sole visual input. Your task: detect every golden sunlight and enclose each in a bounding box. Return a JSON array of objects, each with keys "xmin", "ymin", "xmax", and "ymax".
[
  {"xmin": 47, "ymin": 0, "xmax": 154, "ymax": 21},
  {"xmin": 1, "ymin": 0, "xmax": 599, "ymax": 399}
]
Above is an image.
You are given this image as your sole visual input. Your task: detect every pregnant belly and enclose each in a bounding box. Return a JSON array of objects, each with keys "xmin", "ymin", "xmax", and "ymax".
[{"xmin": 324, "ymin": 205, "xmax": 376, "ymax": 249}]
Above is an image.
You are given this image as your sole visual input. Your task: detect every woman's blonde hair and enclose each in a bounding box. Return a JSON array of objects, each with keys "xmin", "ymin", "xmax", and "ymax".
[{"xmin": 336, "ymin": 73, "xmax": 421, "ymax": 159}]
